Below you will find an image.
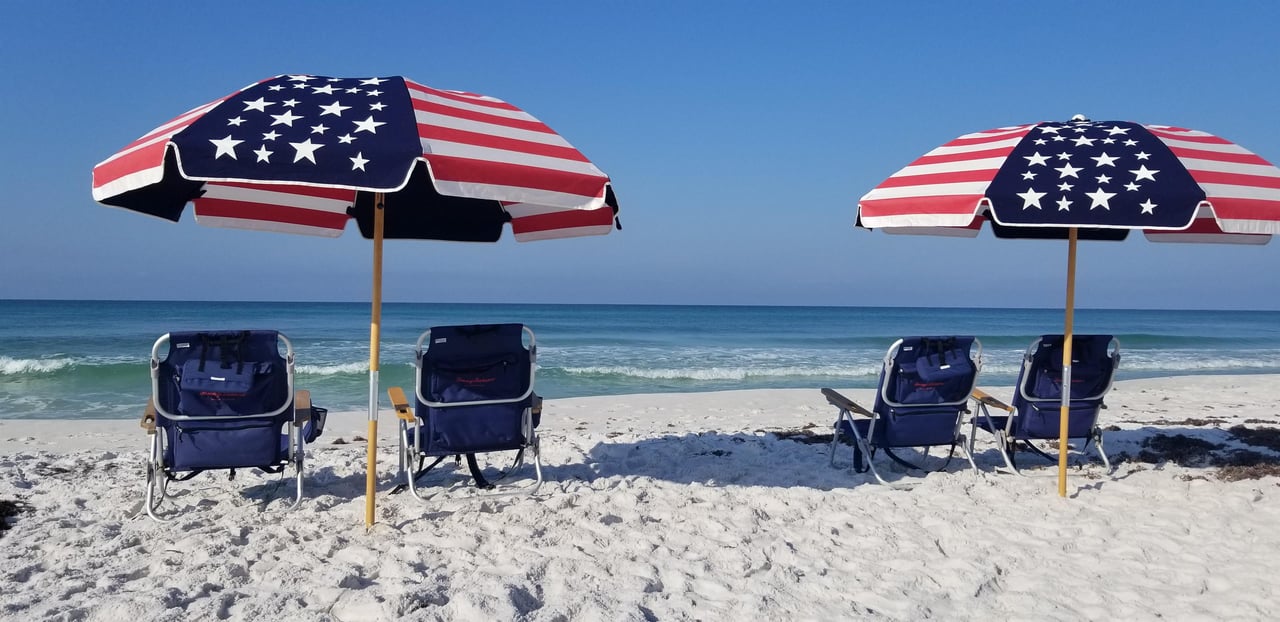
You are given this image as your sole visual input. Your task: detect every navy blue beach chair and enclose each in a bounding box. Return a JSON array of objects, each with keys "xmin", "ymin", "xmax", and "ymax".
[
  {"xmin": 387, "ymin": 324, "xmax": 543, "ymax": 501},
  {"xmin": 822, "ymin": 336, "xmax": 982, "ymax": 486},
  {"xmin": 140, "ymin": 330, "xmax": 324, "ymax": 521},
  {"xmin": 969, "ymin": 334, "xmax": 1119, "ymax": 474}
]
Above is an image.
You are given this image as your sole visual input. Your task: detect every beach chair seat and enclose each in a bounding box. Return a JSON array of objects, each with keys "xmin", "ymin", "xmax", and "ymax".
[
  {"xmin": 140, "ymin": 330, "xmax": 324, "ymax": 521},
  {"xmin": 387, "ymin": 323, "xmax": 543, "ymax": 501},
  {"xmin": 822, "ymin": 336, "xmax": 982, "ymax": 486},
  {"xmin": 969, "ymin": 334, "xmax": 1119, "ymax": 474}
]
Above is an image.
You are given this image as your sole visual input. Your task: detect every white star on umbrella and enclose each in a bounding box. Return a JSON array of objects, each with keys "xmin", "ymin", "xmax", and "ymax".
[
  {"xmin": 353, "ymin": 116, "xmax": 385, "ymax": 134},
  {"xmin": 1056, "ymin": 163, "xmax": 1082, "ymax": 178},
  {"xmin": 290, "ymin": 139, "xmax": 323, "ymax": 163},
  {"xmin": 1131, "ymin": 165, "xmax": 1159, "ymax": 181},
  {"xmin": 1140, "ymin": 199, "xmax": 1158, "ymax": 214},
  {"xmin": 253, "ymin": 145, "xmax": 272, "ymax": 163},
  {"xmin": 1091, "ymin": 152, "xmax": 1119, "ymax": 167},
  {"xmin": 210, "ymin": 135, "xmax": 242, "ymax": 159},
  {"xmin": 350, "ymin": 152, "xmax": 370, "ymax": 171},
  {"xmin": 1017, "ymin": 187, "xmax": 1047, "ymax": 209},
  {"xmin": 1086, "ymin": 188, "xmax": 1117, "ymax": 210},
  {"xmin": 319, "ymin": 101, "xmax": 351, "ymax": 117},
  {"xmin": 1056, "ymin": 196, "xmax": 1072, "ymax": 211},
  {"xmin": 243, "ymin": 97, "xmax": 273, "ymax": 112},
  {"xmin": 271, "ymin": 110, "xmax": 303, "ymax": 127},
  {"xmin": 1025, "ymin": 152, "xmax": 1050, "ymax": 166}
]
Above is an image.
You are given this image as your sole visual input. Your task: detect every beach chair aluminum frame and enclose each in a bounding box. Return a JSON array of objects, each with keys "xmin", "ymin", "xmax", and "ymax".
[
  {"xmin": 969, "ymin": 335, "xmax": 1119, "ymax": 475},
  {"xmin": 392, "ymin": 325, "xmax": 543, "ymax": 501},
  {"xmin": 141, "ymin": 332, "xmax": 309, "ymax": 522},
  {"xmin": 825, "ymin": 337, "xmax": 982, "ymax": 487}
]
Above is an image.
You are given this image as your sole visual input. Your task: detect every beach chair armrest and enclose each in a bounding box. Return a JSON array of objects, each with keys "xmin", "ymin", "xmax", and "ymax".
[
  {"xmin": 971, "ymin": 388, "xmax": 1013, "ymax": 412},
  {"xmin": 140, "ymin": 397, "xmax": 157, "ymax": 434},
  {"xmin": 532, "ymin": 394, "xmax": 543, "ymax": 417},
  {"xmin": 387, "ymin": 387, "xmax": 415, "ymax": 422},
  {"xmin": 820, "ymin": 388, "xmax": 874, "ymax": 418},
  {"xmin": 294, "ymin": 389, "xmax": 312, "ymax": 426}
]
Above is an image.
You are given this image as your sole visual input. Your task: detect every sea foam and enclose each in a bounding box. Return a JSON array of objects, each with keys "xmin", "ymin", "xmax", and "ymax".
[{"xmin": 0, "ymin": 356, "xmax": 76, "ymax": 375}]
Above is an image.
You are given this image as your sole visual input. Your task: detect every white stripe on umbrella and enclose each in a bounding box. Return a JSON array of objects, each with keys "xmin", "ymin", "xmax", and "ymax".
[
  {"xmin": 195, "ymin": 182, "xmax": 354, "ymax": 236},
  {"xmin": 505, "ymin": 201, "xmax": 616, "ymax": 242}
]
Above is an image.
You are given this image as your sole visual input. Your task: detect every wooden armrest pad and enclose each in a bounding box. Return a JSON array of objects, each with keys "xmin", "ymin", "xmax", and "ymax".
[
  {"xmin": 140, "ymin": 397, "xmax": 157, "ymax": 433},
  {"xmin": 387, "ymin": 387, "xmax": 415, "ymax": 422},
  {"xmin": 294, "ymin": 389, "xmax": 312, "ymax": 426},
  {"xmin": 820, "ymin": 388, "xmax": 874, "ymax": 418},
  {"xmin": 971, "ymin": 388, "xmax": 1013, "ymax": 412}
]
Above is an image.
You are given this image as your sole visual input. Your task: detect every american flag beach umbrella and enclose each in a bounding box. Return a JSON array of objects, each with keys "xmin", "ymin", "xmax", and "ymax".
[
  {"xmin": 93, "ymin": 74, "xmax": 619, "ymax": 526},
  {"xmin": 858, "ymin": 115, "xmax": 1280, "ymax": 496}
]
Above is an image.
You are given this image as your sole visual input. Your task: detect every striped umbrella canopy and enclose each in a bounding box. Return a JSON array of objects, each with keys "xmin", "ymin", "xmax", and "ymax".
[
  {"xmin": 857, "ymin": 115, "xmax": 1280, "ymax": 496},
  {"xmin": 92, "ymin": 74, "xmax": 619, "ymax": 526}
]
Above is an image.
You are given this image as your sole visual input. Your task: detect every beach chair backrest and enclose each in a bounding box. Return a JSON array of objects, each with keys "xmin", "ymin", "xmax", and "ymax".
[
  {"xmin": 412, "ymin": 323, "xmax": 537, "ymax": 455},
  {"xmin": 156, "ymin": 330, "xmax": 292, "ymax": 420},
  {"xmin": 418, "ymin": 324, "xmax": 533, "ymax": 406},
  {"xmin": 877, "ymin": 336, "xmax": 978, "ymax": 412},
  {"xmin": 1020, "ymin": 334, "xmax": 1118, "ymax": 403}
]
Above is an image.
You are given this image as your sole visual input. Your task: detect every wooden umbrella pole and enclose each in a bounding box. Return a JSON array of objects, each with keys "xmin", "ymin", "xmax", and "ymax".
[
  {"xmin": 1058, "ymin": 228, "xmax": 1078, "ymax": 498},
  {"xmin": 365, "ymin": 193, "xmax": 385, "ymax": 527}
]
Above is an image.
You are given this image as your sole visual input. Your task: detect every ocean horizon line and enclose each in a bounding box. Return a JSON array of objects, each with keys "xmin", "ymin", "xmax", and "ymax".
[{"xmin": 4, "ymin": 298, "xmax": 1279, "ymax": 313}]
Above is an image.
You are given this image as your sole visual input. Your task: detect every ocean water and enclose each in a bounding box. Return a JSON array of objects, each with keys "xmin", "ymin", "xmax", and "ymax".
[{"xmin": 2, "ymin": 300, "xmax": 1279, "ymax": 420}]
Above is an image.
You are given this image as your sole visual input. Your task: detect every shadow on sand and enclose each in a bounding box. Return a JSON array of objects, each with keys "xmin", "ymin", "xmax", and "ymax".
[
  {"xmin": 180, "ymin": 420, "xmax": 1280, "ymax": 506},
  {"xmin": 538, "ymin": 428, "xmax": 975, "ymax": 490}
]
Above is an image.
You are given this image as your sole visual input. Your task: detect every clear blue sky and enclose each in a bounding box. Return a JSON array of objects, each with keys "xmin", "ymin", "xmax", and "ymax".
[{"xmin": 3, "ymin": 1, "xmax": 1279, "ymax": 309}]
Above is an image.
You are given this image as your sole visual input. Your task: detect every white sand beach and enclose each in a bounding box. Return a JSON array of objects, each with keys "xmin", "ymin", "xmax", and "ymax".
[{"xmin": 2, "ymin": 375, "xmax": 1280, "ymax": 621}]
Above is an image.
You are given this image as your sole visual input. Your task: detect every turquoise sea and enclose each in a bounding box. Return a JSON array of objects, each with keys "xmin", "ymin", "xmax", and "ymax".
[{"xmin": 2, "ymin": 300, "xmax": 1279, "ymax": 419}]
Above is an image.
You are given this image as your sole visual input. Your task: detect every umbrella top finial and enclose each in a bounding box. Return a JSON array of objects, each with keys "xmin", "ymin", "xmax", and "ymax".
[{"xmin": 1070, "ymin": 114, "xmax": 1090, "ymax": 122}]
